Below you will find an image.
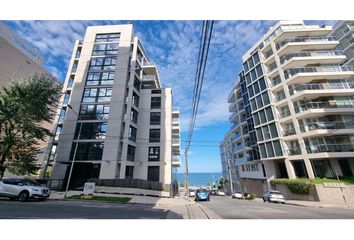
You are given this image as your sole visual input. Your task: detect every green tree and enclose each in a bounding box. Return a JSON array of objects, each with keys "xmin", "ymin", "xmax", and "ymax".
[
  {"xmin": 219, "ymin": 176, "xmax": 226, "ymax": 190},
  {"xmin": 0, "ymin": 74, "xmax": 61, "ymax": 179}
]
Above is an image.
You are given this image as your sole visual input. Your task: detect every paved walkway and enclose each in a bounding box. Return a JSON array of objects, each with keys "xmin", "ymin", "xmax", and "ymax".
[{"xmin": 49, "ymin": 191, "xmax": 221, "ymax": 219}]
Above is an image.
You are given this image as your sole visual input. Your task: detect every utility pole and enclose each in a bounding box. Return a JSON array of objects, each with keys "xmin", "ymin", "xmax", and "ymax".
[
  {"xmin": 184, "ymin": 150, "xmax": 189, "ymax": 201},
  {"xmin": 224, "ymin": 142, "xmax": 234, "ymax": 196}
]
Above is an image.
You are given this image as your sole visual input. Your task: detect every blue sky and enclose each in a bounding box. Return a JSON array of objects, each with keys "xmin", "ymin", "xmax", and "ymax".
[{"xmin": 3, "ymin": 20, "xmax": 336, "ymax": 173}]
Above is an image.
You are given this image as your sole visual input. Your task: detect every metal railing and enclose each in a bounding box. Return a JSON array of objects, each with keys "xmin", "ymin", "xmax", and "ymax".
[
  {"xmin": 271, "ymin": 76, "xmax": 282, "ymax": 87},
  {"xmin": 280, "ymin": 50, "xmax": 343, "ymax": 64},
  {"xmin": 275, "ymin": 92, "xmax": 286, "ymax": 102},
  {"xmin": 284, "ymin": 65, "xmax": 354, "ymax": 79},
  {"xmin": 230, "ymin": 132, "xmax": 242, "ymax": 142},
  {"xmin": 279, "ymin": 108, "xmax": 291, "ymax": 118},
  {"xmin": 288, "ymin": 148, "xmax": 302, "ymax": 155},
  {"xmin": 142, "ymin": 75, "xmax": 156, "ymax": 81},
  {"xmin": 294, "ymin": 101, "xmax": 354, "ymax": 113},
  {"xmin": 276, "ymin": 36, "xmax": 337, "ymax": 50},
  {"xmin": 300, "ymin": 121, "xmax": 354, "ymax": 132},
  {"xmin": 289, "ymin": 81, "xmax": 354, "ymax": 95},
  {"xmin": 306, "ymin": 143, "xmax": 354, "ymax": 154}
]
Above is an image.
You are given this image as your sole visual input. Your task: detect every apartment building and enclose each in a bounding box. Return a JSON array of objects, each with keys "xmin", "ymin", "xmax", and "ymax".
[
  {"xmin": 0, "ymin": 22, "xmax": 61, "ymax": 174},
  {"xmin": 221, "ymin": 20, "xmax": 354, "ymax": 196},
  {"xmin": 42, "ymin": 24, "xmax": 181, "ymax": 191}
]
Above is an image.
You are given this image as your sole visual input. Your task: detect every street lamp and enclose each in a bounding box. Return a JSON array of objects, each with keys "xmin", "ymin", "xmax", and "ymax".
[{"xmin": 64, "ymin": 104, "xmax": 83, "ymax": 198}]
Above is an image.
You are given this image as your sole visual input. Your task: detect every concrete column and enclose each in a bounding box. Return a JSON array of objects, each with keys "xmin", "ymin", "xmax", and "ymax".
[
  {"xmin": 284, "ymin": 159, "xmax": 296, "ymax": 179},
  {"xmin": 303, "ymin": 158, "xmax": 315, "ymax": 179}
]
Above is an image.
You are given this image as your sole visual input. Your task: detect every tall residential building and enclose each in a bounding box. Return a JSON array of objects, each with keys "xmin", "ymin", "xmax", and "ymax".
[
  {"xmin": 42, "ymin": 24, "xmax": 181, "ymax": 191},
  {"xmin": 221, "ymin": 20, "xmax": 354, "ymax": 196},
  {"xmin": 0, "ymin": 22, "xmax": 61, "ymax": 175}
]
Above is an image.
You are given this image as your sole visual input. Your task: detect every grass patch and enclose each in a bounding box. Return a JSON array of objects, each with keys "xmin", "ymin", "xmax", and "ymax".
[
  {"xmin": 312, "ymin": 177, "xmax": 354, "ymax": 185},
  {"xmin": 66, "ymin": 195, "xmax": 131, "ymax": 203}
]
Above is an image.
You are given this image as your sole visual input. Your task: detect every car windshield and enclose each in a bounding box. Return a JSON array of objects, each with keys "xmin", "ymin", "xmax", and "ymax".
[
  {"xmin": 199, "ymin": 189, "xmax": 207, "ymax": 193},
  {"xmin": 270, "ymin": 191, "xmax": 281, "ymax": 195},
  {"xmin": 22, "ymin": 179, "xmax": 41, "ymax": 186}
]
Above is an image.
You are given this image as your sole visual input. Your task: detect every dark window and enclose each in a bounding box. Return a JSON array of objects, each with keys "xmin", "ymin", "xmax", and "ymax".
[
  {"xmin": 250, "ymin": 69, "xmax": 257, "ymax": 81},
  {"xmin": 79, "ymin": 104, "xmax": 110, "ymax": 120},
  {"xmin": 95, "ymin": 33, "xmax": 120, "ymax": 42},
  {"xmin": 130, "ymin": 108, "xmax": 138, "ymax": 124},
  {"xmin": 259, "ymin": 110, "xmax": 266, "ymax": 124},
  {"xmin": 256, "ymin": 128, "xmax": 263, "ymax": 141},
  {"xmin": 148, "ymin": 147, "xmax": 160, "ymax": 161},
  {"xmin": 262, "ymin": 92, "xmax": 270, "ymax": 105},
  {"xmin": 247, "ymin": 86, "xmax": 254, "ymax": 98},
  {"xmin": 253, "ymin": 81, "xmax": 260, "ymax": 95},
  {"xmin": 68, "ymin": 75, "xmax": 74, "ymax": 88},
  {"xmin": 259, "ymin": 77, "xmax": 266, "ymax": 91},
  {"xmin": 151, "ymin": 89, "xmax": 161, "ymax": 94},
  {"xmin": 253, "ymin": 52, "xmax": 260, "ymax": 64},
  {"xmin": 269, "ymin": 123, "xmax": 278, "ymax": 138},
  {"xmin": 255, "ymin": 65, "xmax": 263, "ymax": 78},
  {"xmin": 243, "ymin": 61, "xmax": 249, "ymax": 72},
  {"xmin": 134, "ymin": 77, "xmax": 141, "ymax": 91},
  {"xmin": 256, "ymin": 95, "xmax": 263, "ymax": 108},
  {"xmin": 147, "ymin": 166, "xmax": 160, "ymax": 182},
  {"xmin": 149, "ymin": 129, "xmax": 160, "ymax": 142},
  {"xmin": 86, "ymin": 72, "xmax": 115, "ymax": 86},
  {"xmin": 82, "ymin": 87, "xmax": 112, "ymax": 103},
  {"xmin": 129, "ymin": 126, "xmax": 137, "ymax": 142},
  {"xmin": 265, "ymin": 107, "xmax": 274, "ymax": 121},
  {"xmin": 259, "ymin": 144, "xmax": 267, "ymax": 158},
  {"xmin": 132, "ymin": 92, "xmax": 139, "ymax": 108},
  {"xmin": 74, "ymin": 122, "xmax": 107, "ymax": 140},
  {"xmin": 266, "ymin": 142, "xmax": 275, "ymax": 157},
  {"xmin": 125, "ymin": 166, "xmax": 134, "ymax": 179},
  {"xmin": 151, "ymin": 97, "xmax": 161, "ymax": 109},
  {"xmin": 248, "ymin": 57, "xmax": 254, "ymax": 69},
  {"xmin": 127, "ymin": 145, "xmax": 136, "ymax": 161},
  {"xmin": 150, "ymin": 112, "xmax": 161, "ymax": 125},
  {"xmin": 70, "ymin": 142, "xmax": 104, "ymax": 161},
  {"xmin": 273, "ymin": 140, "xmax": 283, "ymax": 156}
]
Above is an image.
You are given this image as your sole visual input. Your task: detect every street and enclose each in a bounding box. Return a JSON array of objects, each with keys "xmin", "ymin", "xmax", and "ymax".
[
  {"xmin": 199, "ymin": 195, "xmax": 354, "ymax": 219},
  {"xmin": 0, "ymin": 198, "xmax": 183, "ymax": 219}
]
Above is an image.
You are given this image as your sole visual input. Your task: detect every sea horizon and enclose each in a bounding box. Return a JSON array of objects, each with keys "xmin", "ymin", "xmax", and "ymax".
[{"xmin": 176, "ymin": 172, "xmax": 223, "ymax": 187}]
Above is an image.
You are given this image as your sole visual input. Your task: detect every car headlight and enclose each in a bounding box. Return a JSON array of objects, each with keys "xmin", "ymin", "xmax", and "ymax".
[{"xmin": 32, "ymin": 188, "xmax": 40, "ymax": 191}]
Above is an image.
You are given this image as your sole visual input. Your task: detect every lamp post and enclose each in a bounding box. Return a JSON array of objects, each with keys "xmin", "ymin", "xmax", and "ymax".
[{"xmin": 64, "ymin": 104, "xmax": 83, "ymax": 198}]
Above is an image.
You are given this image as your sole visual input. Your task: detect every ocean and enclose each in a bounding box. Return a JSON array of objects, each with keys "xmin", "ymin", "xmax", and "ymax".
[{"xmin": 176, "ymin": 172, "xmax": 223, "ymax": 187}]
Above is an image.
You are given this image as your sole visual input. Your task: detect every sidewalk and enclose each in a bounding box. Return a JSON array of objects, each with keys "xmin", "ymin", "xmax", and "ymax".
[
  {"xmin": 49, "ymin": 190, "xmax": 221, "ymax": 219},
  {"xmin": 285, "ymin": 199, "xmax": 354, "ymax": 209}
]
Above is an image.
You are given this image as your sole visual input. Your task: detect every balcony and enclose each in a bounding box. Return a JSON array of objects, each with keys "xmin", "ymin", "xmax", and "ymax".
[
  {"xmin": 141, "ymin": 74, "xmax": 160, "ymax": 88},
  {"xmin": 279, "ymin": 50, "xmax": 345, "ymax": 69},
  {"xmin": 288, "ymin": 147, "xmax": 302, "ymax": 156},
  {"xmin": 290, "ymin": 80, "xmax": 354, "ymax": 95},
  {"xmin": 294, "ymin": 101, "xmax": 354, "ymax": 114},
  {"xmin": 283, "ymin": 128, "xmax": 296, "ymax": 136},
  {"xmin": 283, "ymin": 65, "xmax": 354, "ymax": 84},
  {"xmin": 231, "ymin": 119, "xmax": 241, "ymax": 130},
  {"xmin": 230, "ymin": 132, "xmax": 242, "ymax": 142},
  {"xmin": 233, "ymin": 145, "xmax": 245, "ymax": 153},
  {"xmin": 306, "ymin": 143, "xmax": 354, "ymax": 154},
  {"xmin": 228, "ymin": 90, "xmax": 236, "ymax": 103},
  {"xmin": 300, "ymin": 121, "xmax": 354, "ymax": 132},
  {"xmin": 270, "ymin": 75, "xmax": 282, "ymax": 87},
  {"xmin": 172, "ymin": 155, "xmax": 181, "ymax": 167},
  {"xmin": 279, "ymin": 108, "xmax": 291, "ymax": 118},
  {"xmin": 229, "ymin": 101, "xmax": 238, "ymax": 112}
]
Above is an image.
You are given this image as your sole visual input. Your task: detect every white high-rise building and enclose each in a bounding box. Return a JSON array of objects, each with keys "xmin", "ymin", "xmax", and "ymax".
[
  {"xmin": 42, "ymin": 24, "xmax": 180, "ymax": 193},
  {"xmin": 221, "ymin": 20, "xmax": 354, "ymax": 196}
]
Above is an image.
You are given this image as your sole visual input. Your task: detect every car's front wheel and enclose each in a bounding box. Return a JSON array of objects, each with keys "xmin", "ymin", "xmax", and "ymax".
[
  {"xmin": 18, "ymin": 191, "xmax": 29, "ymax": 202},
  {"xmin": 263, "ymin": 197, "xmax": 266, "ymax": 202}
]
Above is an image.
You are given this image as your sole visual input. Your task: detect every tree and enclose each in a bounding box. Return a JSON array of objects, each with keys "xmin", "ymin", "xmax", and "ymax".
[
  {"xmin": 0, "ymin": 74, "xmax": 61, "ymax": 179},
  {"xmin": 219, "ymin": 176, "xmax": 226, "ymax": 190}
]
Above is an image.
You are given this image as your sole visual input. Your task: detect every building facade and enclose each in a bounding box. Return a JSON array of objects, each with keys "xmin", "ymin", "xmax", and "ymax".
[
  {"xmin": 0, "ymin": 22, "xmax": 61, "ymax": 175},
  {"xmin": 42, "ymin": 24, "xmax": 181, "ymax": 191},
  {"xmin": 221, "ymin": 20, "xmax": 354, "ymax": 196}
]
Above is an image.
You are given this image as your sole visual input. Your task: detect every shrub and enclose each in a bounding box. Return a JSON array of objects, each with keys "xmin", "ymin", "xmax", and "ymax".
[
  {"xmin": 250, "ymin": 193, "xmax": 256, "ymax": 200},
  {"xmin": 271, "ymin": 179, "xmax": 314, "ymax": 195}
]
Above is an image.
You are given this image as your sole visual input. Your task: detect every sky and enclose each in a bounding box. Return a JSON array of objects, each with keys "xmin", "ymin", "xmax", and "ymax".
[{"xmin": 3, "ymin": 20, "xmax": 336, "ymax": 173}]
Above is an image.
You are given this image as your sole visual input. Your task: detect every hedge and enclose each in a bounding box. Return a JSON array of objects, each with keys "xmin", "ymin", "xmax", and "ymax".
[{"xmin": 270, "ymin": 179, "xmax": 314, "ymax": 195}]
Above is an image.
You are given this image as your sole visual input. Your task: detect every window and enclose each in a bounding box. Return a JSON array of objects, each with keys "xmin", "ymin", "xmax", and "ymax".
[
  {"xmin": 130, "ymin": 108, "xmax": 138, "ymax": 124},
  {"xmin": 74, "ymin": 122, "xmax": 107, "ymax": 139},
  {"xmin": 148, "ymin": 147, "xmax": 160, "ymax": 161},
  {"xmin": 127, "ymin": 145, "xmax": 135, "ymax": 161},
  {"xmin": 253, "ymin": 112, "xmax": 260, "ymax": 126},
  {"xmin": 147, "ymin": 166, "xmax": 160, "ymax": 182},
  {"xmin": 266, "ymin": 142, "xmax": 275, "ymax": 157},
  {"xmin": 125, "ymin": 166, "xmax": 134, "ymax": 179},
  {"xmin": 95, "ymin": 33, "xmax": 120, "ymax": 42},
  {"xmin": 250, "ymin": 69, "xmax": 257, "ymax": 81},
  {"xmin": 250, "ymin": 99, "xmax": 257, "ymax": 112},
  {"xmin": 248, "ymin": 57, "xmax": 254, "ymax": 69},
  {"xmin": 89, "ymin": 57, "xmax": 117, "ymax": 71},
  {"xmin": 54, "ymin": 126, "xmax": 62, "ymax": 141},
  {"xmin": 256, "ymin": 95, "xmax": 263, "ymax": 108},
  {"xmin": 243, "ymin": 61, "xmax": 249, "ymax": 73},
  {"xmin": 253, "ymin": 52, "xmax": 260, "ymax": 65},
  {"xmin": 269, "ymin": 123, "xmax": 278, "ymax": 138},
  {"xmin": 86, "ymin": 72, "xmax": 114, "ymax": 86},
  {"xmin": 82, "ymin": 88, "xmax": 112, "ymax": 103},
  {"xmin": 258, "ymin": 77, "xmax": 266, "ymax": 91},
  {"xmin": 151, "ymin": 97, "xmax": 161, "ymax": 109},
  {"xmin": 67, "ymin": 75, "xmax": 74, "ymax": 88},
  {"xmin": 150, "ymin": 112, "xmax": 161, "ymax": 125},
  {"xmin": 92, "ymin": 43, "xmax": 119, "ymax": 56},
  {"xmin": 63, "ymin": 93, "xmax": 70, "ymax": 104},
  {"xmin": 259, "ymin": 110, "xmax": 266, "ymax": 124},
  {"xmin": 253, "ymin": 81, "xmax": 260, "ymax": 95},
  {"xmin": 129, "ymin": 126, "xmax": 137, "ymax": 142},
  {"xmin": 247, "ymin": 86, "xmax": 254, "ymax": 98},
  {"xmin": 273, "ymin": 140, "xmax": 283, "ymax": 156},
  {"xmin": 79, "ymin": 104, "xmax": 110, "ymax": 120},
  {"xmin": 149, "ymin": 129, "xmax": 160, "ymax": 142},
  {"xmin": 262, "ymin": 92, "xmax": 270, "ymax": 105},
  {"xmin": 265, "ymin": 107, "xmax": 274, "ymax": 121},
  {"xmin": 70, "ymin": 142, "xmax": 104, "ymax": 161},
  {"xmin": 262, "ymin": 126, "xmax": 271, "ymax": 140},
  {"xmin": 151, "ymin": 89, "xmax": 161, "ymax": 94},
  {"xmin": 132, "ymin": 92, "xmax": 139, "ymax": 108},
  {"xmin": 134, "ymin": 77, "xmax": 141, "ymax": 91},
  {"xmin": 259, "ymin": 144, "xmax": 267, "ymax": 159},
  {"xmin": 256, "ymin": 128, "xmax": 263, "ymax": 141}
]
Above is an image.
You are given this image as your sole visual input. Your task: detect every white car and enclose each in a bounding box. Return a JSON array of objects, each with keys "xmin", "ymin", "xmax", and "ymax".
[
  {"xmin": 217, "ymin": 191, "xmax": 226, "ymax": 196},
  {"xmin": 0, "ymin": 178, "xmax": 51, "ymax": 202},
  {"xmin": 188, "ymin": 189, "xmax": 196, "ymax": 197},
  {"xmin": 263, "ymin": 190, "xmax": 285, "ymax": 204},
  {"xmin": 231, "ymin": 192, "xmax": 243, "ymax": 199}
]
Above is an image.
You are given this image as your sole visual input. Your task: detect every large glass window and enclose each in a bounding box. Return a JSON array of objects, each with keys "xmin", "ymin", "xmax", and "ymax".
[
  {"xmin": 92, "ymin": 43, "xmax": 118, "ymax": 56},
  {"xmin": 82, "ymin": 87, "xmax": 112, "ymax": 103},
  {"xmin": 265, "ymin": 107, "xmax": 274, "ymax": 121},
  {"xmin": 125, "ymin": 166, "xmax": 134, "ymax": 179},
  {"xmin": 150, "ymin": 112, "xmax": 161, "ymax": 125},
  {"xmin": 86, "ymin": 72, "xmax": 114, "ymax": 86},
  {"xmin": 148, "ymin": 147, "xmax": 160, "ymax": 161},
  {"xmin": 74, "ymin": 122, "xmax": 107, "ymax": 140},
  {"xmin": 130, "ymin": 108, "xmax": 138, "ymax": 124},
  {"xmin": 259, "ymin": 77, "xmax": 266, "ymax": 90},
  {"xmin": 253, "ymin": 81, "xmax": 260, "ymax": 95},
  {"xmin": 259, "ymin": 110, "xmax": 266, "ymax": 124},
  {"xmin": 262, "ymin": 92, "xmax": 270, "ymax": 105},
  {"xmin": 95, "ymin": 33, "xmax": 120, "ymax": 42},
  {"xmin": 127, "ymin": 145, "xmax": 135, "ymax": 161},
  {"xmin": 269, "ymin": 123, "xmax": 278, "ymax": 138},
  {"xmin": 151, "ymin": 97, "xmax": 161, "ymax": 109},
  {"xmin": 70, "ymin": 142, "xmax": 104, "ymax": 161},
  {"xmin": 262, "ymin": 126, "xmax": 271, "ymax": 140},
  {"xmin": 132, "ymin": 92, "xmax": 139, "ymax": 108},
  {"xmin": 149, "ymin": 129, "xmax": 160, "ymax": 142},
  {"xmin": 79, "ymin": 104, "xmax": 110, "ymax": 120},
  {"xmin": 129, "ymin": 126, "xmax": 137, "ymax": 142},
  {"xmin": 147, "ymin": 166, "xmax": 160, "ymax": 182},
  {"xmin": 266, "ymin": 142, "xmax": 275, "ymax": 157},
  {"xmin": 273, "ymin": 140, "xmax": 283, "ymax": 156},
  {"xmin": 89, "ymin": 57, "xmax": 117, "ymax": 71},
  {"xmin": 256, "ymin": 128, "xmax": 263, "ymax": 141}
]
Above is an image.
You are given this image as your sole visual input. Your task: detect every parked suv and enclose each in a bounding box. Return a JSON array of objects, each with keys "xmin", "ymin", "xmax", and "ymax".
[{"xmin": 0, "ymin": 178, "xmax": 51, "ymax": 202}]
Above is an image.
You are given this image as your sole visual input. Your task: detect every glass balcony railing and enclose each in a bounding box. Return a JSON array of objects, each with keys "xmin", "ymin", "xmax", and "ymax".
[
  {"xmin": 233, "ymin": 145, "xmax": 244, "ymax": 153},
  {"xmin": 229, "ymin": 111, "xmax": 238, "ymax": 122},
  {"xmin": 142, "ymin": 75, "xmax": 156, "ymax": 81},
  {"xmin": 279, "ymin": 108, "xmax": 291, "ymax": 118},
  {"xmin": 230, "ymin": 132, "xmax": 242, "ymax": 142},
  {"xmin": 275, "ymin": 92, "xmax": 286, "ymax": 102},
  {"xmin": 276, "ymin": 36, "xmax": 337, "ymax": 50},
  {"xmin": 284, "ymin": 65, "xmax": 354, "ymax": 79},
  {"xmin": 294, "ymin": 101, "xmax": 354, "ymax": 113},
  {"xmin": 283, "ymin": 128, "xmax": 296, "ymax": 136},
  {"xmin": 289, "ymin": 80, "xmax": 354, "ymax": 95},
  {"xmin": 271, "ymin": 76, "xmax": 282, "ymax": 87},
  {"xmin": 231, "ymin": 119, "xmax": 241, "ymax": 130},
  {"xmin": 306, "ymin": 143, "xmax": 354, "ymax": 154},
  {"xmin": 300, "ymin": 121, "xmax": 354, "ymax": 132},
  {"xmin": 288, "ymin": 147, "xmax": 302, "ymax": 155},
  {"xmin": 280, "ymin": 50, "xmax": 343, "ymax": 65}
]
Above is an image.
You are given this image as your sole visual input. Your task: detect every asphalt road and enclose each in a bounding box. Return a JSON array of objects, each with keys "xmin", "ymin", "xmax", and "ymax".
[
  {"xmin": 0, "ymin": 198, "xmax": 183, "ymax": 219},
  {"xmin": 199, "ymin": 195, "xmax": 354, "ymax": 219}
]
